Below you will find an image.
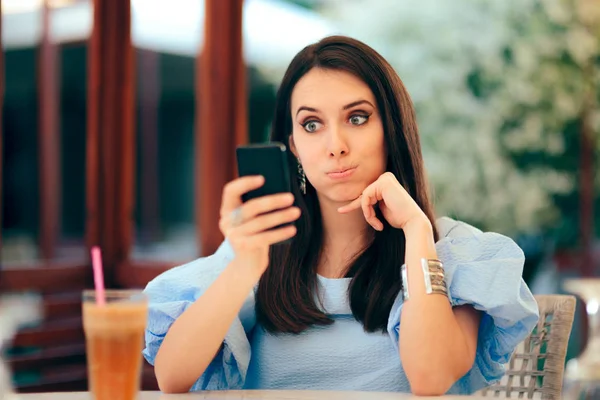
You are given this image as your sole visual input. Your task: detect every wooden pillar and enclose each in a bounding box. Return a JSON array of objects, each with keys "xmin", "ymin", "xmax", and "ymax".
[
  {"xmin": 87, "ymin": 0, "xmax": 135, "ymax": 283},
  {"xmin": 38, "ymin": 0, "xmax": 61, "ymax": 260},
  {"xmin": 579, "ymin": 62, "xmax": 596, "ymax": 277},
  {"xmin": 197, "ymin": 0, "xmax": 247, "ymax": 256}
]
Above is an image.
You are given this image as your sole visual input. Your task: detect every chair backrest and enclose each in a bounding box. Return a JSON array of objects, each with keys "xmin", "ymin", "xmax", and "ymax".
[{"xmin": 480, "ymin": 294, "xmax": 576, "ymax": 400}]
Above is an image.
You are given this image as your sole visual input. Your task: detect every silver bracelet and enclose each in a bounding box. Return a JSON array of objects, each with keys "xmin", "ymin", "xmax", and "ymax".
[{"xmin": 401, "ymin": 258, "xmax": 448, "ymax": 301}]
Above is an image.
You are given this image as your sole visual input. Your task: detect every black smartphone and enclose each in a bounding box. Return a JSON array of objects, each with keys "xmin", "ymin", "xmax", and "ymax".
[
  {"xmin": 236, "ymin": 142, "xmax": 295, "ymax": 241},
  {"xmin": 236, "ymin": 142, "xmax": 292, "ymax": 203}
]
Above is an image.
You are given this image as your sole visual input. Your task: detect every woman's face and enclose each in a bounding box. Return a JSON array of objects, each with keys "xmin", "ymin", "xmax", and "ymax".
[{"xmin": 289, "ymin": 68, "xmax": 387, "ymax": 205}]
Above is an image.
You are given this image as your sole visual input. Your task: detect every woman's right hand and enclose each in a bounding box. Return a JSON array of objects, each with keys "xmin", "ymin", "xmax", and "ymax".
[{"xmin": 218, "ymin": 175, "xmax": 300, "ymax": 277}]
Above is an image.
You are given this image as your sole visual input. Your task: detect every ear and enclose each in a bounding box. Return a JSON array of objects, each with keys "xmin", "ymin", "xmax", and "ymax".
[{"xmin": 288, "ymin": 134, "xmax": 299, "ymax": 159}]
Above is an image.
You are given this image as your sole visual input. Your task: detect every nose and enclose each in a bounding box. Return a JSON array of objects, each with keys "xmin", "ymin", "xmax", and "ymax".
[{"xmin": 327, "ymin": 125, "xmax": 349, "ymax": 157}]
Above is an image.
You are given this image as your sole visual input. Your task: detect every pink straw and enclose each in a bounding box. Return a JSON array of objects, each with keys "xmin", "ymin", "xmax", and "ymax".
[{"xmin": 91, "ymin": 246, "xmax": 106, "ymax": 306}]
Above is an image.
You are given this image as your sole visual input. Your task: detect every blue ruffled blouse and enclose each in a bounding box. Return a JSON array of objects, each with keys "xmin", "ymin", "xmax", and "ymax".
[{"xmin": 142, "ymin": 217, "xmax": 539, "ymax": 394}]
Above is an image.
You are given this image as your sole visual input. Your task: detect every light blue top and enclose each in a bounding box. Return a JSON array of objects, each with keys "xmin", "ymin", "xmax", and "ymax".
[{"xmin": 142, "ymin": 217, "xmax": 539, "ymax": 394}]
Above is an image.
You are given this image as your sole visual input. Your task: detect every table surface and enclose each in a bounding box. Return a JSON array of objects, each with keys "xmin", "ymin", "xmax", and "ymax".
[{"xmin": 13, "ymin": 390, "xmax": 488, "ymax": 400}]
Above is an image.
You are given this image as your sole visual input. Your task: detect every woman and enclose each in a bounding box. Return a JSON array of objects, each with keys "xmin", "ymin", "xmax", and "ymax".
[{"xmin": 143, "ymin": 36, "xmax": 539, "ymax": 395}]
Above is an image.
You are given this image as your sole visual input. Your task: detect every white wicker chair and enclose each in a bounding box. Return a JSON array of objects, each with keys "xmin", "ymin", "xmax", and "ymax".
[{"xmin": 479, "ymin": 294, "xmax": 576, "ymax": 399}]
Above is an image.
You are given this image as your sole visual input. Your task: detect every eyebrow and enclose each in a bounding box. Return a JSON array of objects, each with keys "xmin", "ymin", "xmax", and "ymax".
[{"xmin": 295, "ymin": 99, "xmax": 375, "ymax": 117}]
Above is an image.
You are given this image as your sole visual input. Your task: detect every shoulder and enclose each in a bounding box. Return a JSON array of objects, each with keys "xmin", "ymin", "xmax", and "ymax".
[
  {"xmin": 434, "ymin": 216, "xmax": 524, "ymax": 262},
  {"xmin": 144, "ymin": 240, "xmax": 235, "ymax": 295},
  {"xmin": 435, "ymin": 216, "xmax": 482, "ymax": 240}
]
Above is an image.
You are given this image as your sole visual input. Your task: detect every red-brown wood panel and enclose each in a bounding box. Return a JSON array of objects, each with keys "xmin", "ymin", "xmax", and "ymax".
[
  {"xmin": 142, "ymin": 362, "xmax": 159, "ymax": 390},
  {"xmin": 579, "ymin": 63, "xmax": 596, "ymax": 276},
  {"xmin": 42, "ymin": 291, "xmax": 83, "ymax": 320},
  {"xmin": 197, "ymin": 0, "xmax": 248, "ymax": 256},
  {"xmin": 38, "ymin": 0, "xmax": 61, "ymax": 261},
  {"xmin": 87, "ymin": 0, "xmax": 135, "ymax": 282},
  {"xmin": 0, "ymin": 263, "xmax": 90, "ymax": 292},
  {"xmin": 117, "ymin": 260, "xmax": 173, "ymax": 288},
  {"xmin": 12, "ymin": 316, "xmax": 84, "ymax": 348},
  {"xmin": 86, "ymin": 0, "xmax": 100, "ymax": 261}
]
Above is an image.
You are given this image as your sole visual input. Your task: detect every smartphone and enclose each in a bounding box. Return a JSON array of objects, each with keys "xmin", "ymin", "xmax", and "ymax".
[
  {"xmin": 236, "ymin": 142, "xmax": 295, "ymax": 240},
  {"xmin": 236, "ymin": 142, "xmax": 292, "ymax": 203}
]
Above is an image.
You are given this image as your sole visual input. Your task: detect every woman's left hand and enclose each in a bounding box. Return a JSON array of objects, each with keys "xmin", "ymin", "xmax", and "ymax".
[{"xmin": 337, "ymin": 172, "xmax": 428, "ymax": 231}]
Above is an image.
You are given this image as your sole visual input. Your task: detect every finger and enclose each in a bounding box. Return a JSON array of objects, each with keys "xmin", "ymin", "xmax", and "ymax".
[
  {"xmin": 361, "ymin": 187, "xmax": 384, "ymax": 231},
  {"xmin": 337, "ymin": 196, "xmax": 362, "ymax": 213},
  {"xmin": 220, "ymin": 176, "xmax": 265, "ymax": 215},
  {"xmin": 360, "ymin": 191, "xmax": 376, "ymax": 229},
  {"xmin": 249, "ymin": 225, "xmax": 298, "ymax": 246},
  {"xmin": 221, "ymin": 192, "xmax": 295, "ymax": 230},
  {"xmin": 235, "ymin": 207, "xmax": 301, "ymax": 236},
  {"xmin": 243, "ymin": 192, "xmax": 295, "ymax": 219},
  {"xmin": 221, "ymin": 193, "xmax": 295, "ymax": 233}
]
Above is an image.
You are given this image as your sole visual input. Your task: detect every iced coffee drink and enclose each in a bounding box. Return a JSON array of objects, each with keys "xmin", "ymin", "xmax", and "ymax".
[{"xmin": 82, "ymin": 290, "xmax": 148, "ymax": 400}]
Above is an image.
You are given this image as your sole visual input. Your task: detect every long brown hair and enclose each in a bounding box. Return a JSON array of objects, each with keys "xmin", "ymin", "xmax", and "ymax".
[{"xmin": 255, "ymin": 36, "xmax": 438, "ymax": 334}]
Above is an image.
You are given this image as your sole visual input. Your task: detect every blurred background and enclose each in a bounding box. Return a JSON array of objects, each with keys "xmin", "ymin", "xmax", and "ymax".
[{"xmin": 0, "ymin": 0, "xmax": 598, "ymax": 393}]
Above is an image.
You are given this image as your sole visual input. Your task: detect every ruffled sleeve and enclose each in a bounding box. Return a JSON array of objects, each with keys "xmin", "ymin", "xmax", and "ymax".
[
  {"xmin": 387, "ymin": 217, "xmax": 540, "ymax": 394},
  {"xmin": 142, "ymin": 241, "xmax": 256, "ymax": 391}
]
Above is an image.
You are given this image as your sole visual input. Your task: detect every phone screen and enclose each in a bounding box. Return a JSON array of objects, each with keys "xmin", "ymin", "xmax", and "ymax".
[{"xmin": 236, "ymin": 142, "xmax": 292, "ymax": 203}]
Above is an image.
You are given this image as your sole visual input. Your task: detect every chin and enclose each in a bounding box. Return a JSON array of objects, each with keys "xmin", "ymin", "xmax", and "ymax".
[{"xmin": 314, "ymin": 183, "xmax": 366, "ymax": 204}]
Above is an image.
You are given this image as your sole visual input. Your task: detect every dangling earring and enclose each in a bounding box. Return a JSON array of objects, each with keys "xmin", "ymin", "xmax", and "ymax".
[{"xmin": 297, "ymin": 160, "xmax": 306, "ymax": 195}]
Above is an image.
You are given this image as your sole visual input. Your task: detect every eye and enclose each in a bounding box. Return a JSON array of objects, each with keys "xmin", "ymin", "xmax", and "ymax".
[
  {"xmin": 349, "ymin": 114, "xmax": 369, "ymax": 126},
  {"xmin": 302, "ymin": 120, "xmax": 323, "ymax": 133}
]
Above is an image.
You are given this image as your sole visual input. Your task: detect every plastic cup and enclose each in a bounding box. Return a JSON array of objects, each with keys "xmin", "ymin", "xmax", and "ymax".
[{"xmin": 82, "ymin": 289, "xmax": 148, "ymax": 400}]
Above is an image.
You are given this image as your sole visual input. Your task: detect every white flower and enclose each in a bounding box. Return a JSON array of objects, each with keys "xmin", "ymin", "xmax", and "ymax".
[
  {"xmin": 566, "ymin": 25, "xmax": 599, "ymax": 65},
  {"xmin": 542, "ymin": 0, "xmax": 573, "ymax": 25},
  {"xmin": 514, "ymin": 42, "xmax": 539, "ymax": 74}
]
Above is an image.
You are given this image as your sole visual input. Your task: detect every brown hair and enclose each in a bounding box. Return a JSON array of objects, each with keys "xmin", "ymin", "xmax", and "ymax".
[{"xmin": 255, "ymin": 35, "xmax": 438, "ymax": 334}]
